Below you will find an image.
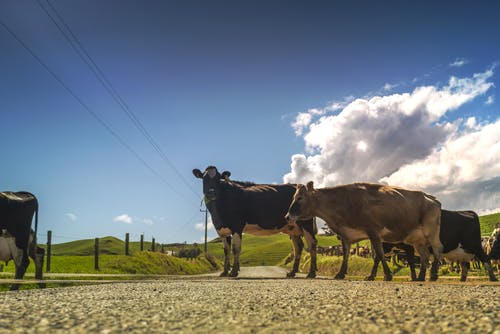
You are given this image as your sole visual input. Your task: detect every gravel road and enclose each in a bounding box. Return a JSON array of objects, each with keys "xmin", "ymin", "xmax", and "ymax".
[{"xmin": 1, "ymin": 267, "xmax": 498, "ymax": 334}]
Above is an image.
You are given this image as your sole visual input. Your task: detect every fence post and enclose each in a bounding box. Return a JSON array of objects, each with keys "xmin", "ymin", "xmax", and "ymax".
[
  {"xmin": 94, "ymin": 238, "xmax": 99, "ymax": 270},
  {"xmin": 46, "ymin": 230, "xmax": 52, "ymax": 272},
  {"xmin": 125, "ymin": 233, "xmax": 129, "ymax": 256},
  {"xmin": 152, "ymin": 237, "xmax": 155, "ymax": 252},
  {"xmin": 161, "ymin": 244, "xmax": 165, "ymax": 253},
  {"xmin": 140, "ymin": 234, "xmax": 144, "ymax": 251}
]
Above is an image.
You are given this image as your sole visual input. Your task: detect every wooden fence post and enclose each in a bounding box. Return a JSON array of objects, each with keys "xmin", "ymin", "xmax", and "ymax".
[
  {"xmin": 140, "ymin": 234, "xmax": 144, "ymax": 251},
  {"xmin": 161, "ymin": 244, "xmax": 165, "ymax": 253},
  {"xmin": 46, "ymin": 230, "xmax": 52, "ymax": 272},
  {"xmin": 152, "ymin": 237, "xmax": 155, "ymax": 252},
  {"xmin": 125, "ymin": 233, "xmax": 129, "ymax": 256},
  {"xmin": 94, "ymin": 238, "xmax": 99, "ymax": 270}
]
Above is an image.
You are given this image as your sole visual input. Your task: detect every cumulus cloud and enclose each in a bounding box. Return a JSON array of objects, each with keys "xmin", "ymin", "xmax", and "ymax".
[
  {"xmin": 114, "ymin": 214, "xmax": 133, "ymax": 224},
  {"xmin": 449, "ymin": 58, "xmax": 469, "ymax": 68},
  {"xmin": 64, "ymin": 213, "xmax": 77, "ymax": 221},
  {"xmin": 284, "ymin": 69, "xmax": 499, "ymax": 212}
]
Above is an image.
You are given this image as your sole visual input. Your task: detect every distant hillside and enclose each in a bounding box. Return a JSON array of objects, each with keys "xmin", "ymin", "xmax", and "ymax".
[
  {"xmin": 479, "ymin": 212, "xmax": 500, "ymax": 235},
  {"xmin": 41, "ymin": 212, "xmax": 499, "ymax": 266}
]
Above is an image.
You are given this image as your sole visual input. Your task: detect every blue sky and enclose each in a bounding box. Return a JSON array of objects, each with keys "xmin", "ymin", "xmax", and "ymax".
[{"xmin": 1, "ymin": 1, "xmax": 499, "ymax": 244}]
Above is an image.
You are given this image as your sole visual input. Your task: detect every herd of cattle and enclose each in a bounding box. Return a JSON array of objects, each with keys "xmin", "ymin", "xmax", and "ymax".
[
  {"xmin": 1, "ymin": 166, "xmax": 499, "ymax": 290},
  {"xmin": 193, "ymin": 165, "xmax": 500, "ymax": 282}
]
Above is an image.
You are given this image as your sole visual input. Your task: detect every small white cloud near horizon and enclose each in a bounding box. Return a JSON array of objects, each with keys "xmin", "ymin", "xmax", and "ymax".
[
  {"xmin": 195, "ymin": 222, "xmax": 214, "ymax": 231},
  {"xmin": 114, "ymin": 214, "xmax": 133, "ymax": 224},
  {"xmin": 383, "ymin": 83, "xmax": 398, "ymax": 91},
  {"xmin": 64, "ymin": 213, "xmax": 77, "ymax": 222},
  {"xmin": 485, "ymin": 95, "xmax": 495, "ymax": 105},
  {"xmin": 449, "ymin": 58, "xmax": 469, "ymax": 67}
]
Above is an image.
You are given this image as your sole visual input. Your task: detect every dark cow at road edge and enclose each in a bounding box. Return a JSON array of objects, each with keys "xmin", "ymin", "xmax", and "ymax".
[
  {"xmin": 193, "ymin": 166, "xmax": 317, "ymax": 278},
  {"xmin": 0, "ymin": 191, "xmax": 45, "ymax": 290},
  {"xmin": 369, "ymin": 210, "xmax": 498, "ymax": 281},
  {"xmin": 431, "ymin": 210, "xmax": 497, "ymax": 281}
]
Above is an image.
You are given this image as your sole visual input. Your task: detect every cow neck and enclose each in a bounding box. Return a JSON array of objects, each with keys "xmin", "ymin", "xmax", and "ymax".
[
  {"xmin": 312, "ymin": 189, "xmax": 341, "ymax": 230},
  {"xmin": 205, "ymin": 198, "xmax": 224, "ymax": 230}
]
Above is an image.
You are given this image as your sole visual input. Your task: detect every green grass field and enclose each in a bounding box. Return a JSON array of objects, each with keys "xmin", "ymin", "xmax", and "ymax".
[
  {"xmin": 0, "ymin": 212, "xmax": 497, "ymax": 279},
  {"xmin": 479, "ymin": 212, "xmax": 500, "ymax": 235}
]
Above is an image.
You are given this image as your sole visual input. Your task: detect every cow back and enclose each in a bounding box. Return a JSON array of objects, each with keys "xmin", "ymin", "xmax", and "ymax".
[{"xmin": 0, "ymin": 192, "xmax": 38, "ymax": 250}]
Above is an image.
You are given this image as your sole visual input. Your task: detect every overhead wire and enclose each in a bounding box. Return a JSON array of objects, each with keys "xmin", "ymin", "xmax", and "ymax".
[
  {"xmin": 38, "ymin": 0, "xmax": 202, "ymax": 201},
  {"xmin": 0, "ymin": 19, "xmax": 198, "ymax": 207}
]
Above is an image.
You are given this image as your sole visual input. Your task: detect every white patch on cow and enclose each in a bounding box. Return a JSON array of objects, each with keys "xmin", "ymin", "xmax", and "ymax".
[
  {"xmin": 442, "ymin": 245, "xmax": 474, "ymax": 262},
  {"xmin": 217, "ymin": 227, "xmax": 233, "ymax": 237},
  {"xmin": 340, "ymin": 226, "xmax": 368, "ymax": 242},
  {"xmin": 207, "ymin": 168, "xmax": 217, "ymax": 178},
  {"xmin": 232, "ymin": 233, "xmax": 242, "ymax": 252}
]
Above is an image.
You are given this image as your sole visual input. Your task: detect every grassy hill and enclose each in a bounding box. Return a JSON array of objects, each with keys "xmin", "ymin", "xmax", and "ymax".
[
  {"xmin": 32, "ymin": 212, "xmax": 499, "ymax": 268},
  {"xmin": 479, "ymin": 212, "xmax": 500, "ymax": 235}
]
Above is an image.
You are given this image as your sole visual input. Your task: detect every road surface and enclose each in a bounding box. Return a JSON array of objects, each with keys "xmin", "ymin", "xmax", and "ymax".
[{"xmin": 0, "ymin": 266, "xmax": 498, "ymax": 333}]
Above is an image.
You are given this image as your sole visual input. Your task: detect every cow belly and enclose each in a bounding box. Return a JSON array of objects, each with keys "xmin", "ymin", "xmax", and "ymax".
[
  {"xmin": 340, "ymin": 227, "xmax": 368, "ymax": 242},
  {"xmin": 442, "ymin": 246, "xmax": 474, "ymax": 262}
]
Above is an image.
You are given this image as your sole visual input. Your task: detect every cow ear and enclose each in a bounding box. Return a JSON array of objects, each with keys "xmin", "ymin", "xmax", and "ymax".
[
  {"xmin": 306, "ymin": 181, "xmax": 314, "ymax": 192},
  {"xmin": 221, "ymin": 171, "xmax": 231, "ymax": 181},
  {"xmin": 193, "ymin": 169, "xmax": 203, "ymax": 179}
]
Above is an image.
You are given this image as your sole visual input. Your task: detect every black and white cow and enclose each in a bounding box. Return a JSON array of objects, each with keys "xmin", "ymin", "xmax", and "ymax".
[
  {"xmin": 0, "ymin": 228, "xmax": 45, "ymax": 290},
  {"xmin": 0, "ymin": 191, "xmax": 44, "ymax": 290},
  {"xmin": 193, "ymin": 166, "xmax": 317, "ymax": 278},
  {"xmin": 368, "ymin": 210, "xmax": 498, "ymax": 281}
]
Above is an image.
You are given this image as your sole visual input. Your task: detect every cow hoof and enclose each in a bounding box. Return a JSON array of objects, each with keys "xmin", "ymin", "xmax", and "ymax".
[
  {"xmin": 489, "ymin": 276, "xmax": 498, "ymax": 282},
  {"xmin": 430, "ymin": 276, "xmax": 438, "ymax": 282},
  {"xmin": 364, "ymin": 276, "xmax": 375, "ymax": 281},
  {"xmin": 384, "ymin": 275, "xmax": 393, "ymax": 282},
  {"xmin": 460, "ymin": 277, "xmax": 466, "ymax": 282},
  {"xmin": 286, "ymin": 271, "xmax": 297, "ymax": 278},
  {"xmin": 334, "ymin": 274, "xmax": 345, "ymax": 280},
  {"xmin": 306, "ymin": 272, "xmax": 316, "ymax": 279},
  {"xmin": 219, "ymin": 271, "xmax": 229, "ymax": 277},
  {"xmin": 229, "ymin": 271, "xmax": 239, "ymax": 277}
]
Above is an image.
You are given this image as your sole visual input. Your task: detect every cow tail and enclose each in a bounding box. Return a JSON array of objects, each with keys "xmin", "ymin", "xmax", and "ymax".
[{"xmin": 34, "ymin": 199, "xmax": 39, "ymax": 242}]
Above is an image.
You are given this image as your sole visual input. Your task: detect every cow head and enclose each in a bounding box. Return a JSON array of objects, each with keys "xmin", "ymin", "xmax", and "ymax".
[
  {"xmin": 285, "ymin": 181, "xmax": 315, "ymax": 222},
  {"xmin": 192, "ymin": 166, "xmax": 231, "ymax": 202}
]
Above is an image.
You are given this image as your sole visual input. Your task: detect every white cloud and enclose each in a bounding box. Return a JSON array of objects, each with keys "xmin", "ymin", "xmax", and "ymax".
[
  {"xmin": 195, "ymin": 221, "xmax": 214, "ymax": 231},
  {"xmin": 285, "ymin": 69, "xmax": 499, "ymax": 213},
  {"xmin": 485, "ymin": 95, "xmax": 495, "ymax": 105},
  {"xmin": 113, "ymin": 214, "xmax": 133, "ymax": 224},
  {"xmin": 449, "ymin": 58, "xmax": 469, "ymax": 68},
  {"xmin": 64, "ymin": 213, "xmax": 77, "ymax": 221},
  {"xmin": 383, "ymin": 83, "xmax": 398, "ymax": 91}
]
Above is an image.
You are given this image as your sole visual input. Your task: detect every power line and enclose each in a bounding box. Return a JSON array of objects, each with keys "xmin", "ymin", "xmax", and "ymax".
[
  {"xmin": 0, "ymin": 19, "xmax": 198, "ymax": 207},
  {"xmin": 38, "ymin": 0, "xmax": 201, "ymax": 200}
]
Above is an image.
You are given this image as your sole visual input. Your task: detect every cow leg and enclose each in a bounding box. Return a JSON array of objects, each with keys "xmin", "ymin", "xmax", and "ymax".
[
  {"xmin": 11, "ymin": 248, "xmax": 29, "ymax": 291},
  {"xmin": 459, "ymin": 261, "xmax": 469, "ymax": 282},
  {"xmin": 405, "ymin": 246, "xmax": 417, "ymax": 281},
  {"xmin": 368, "ymin": 234, "xmax": 392, "ymax": 281},
  {"xmin": 366, "ymin": 254, "xmax": 380, "ymax": 281},
  {"xmin": 415, "ymin": 246, "xmax": 431, "ymax": 281},
  {"xmin": 287, "ymin": 236, "xmax": 303, "ymax": 278},
  {"xmin": 229, "ymin": 233, "xmax": 242, "ymax": 277},
  {"xmin": 220, "ymin": 236, "xmax": 231, "ymax": 277},
  {"xmin": 303, "ymin": 226, "xmax": 317, "ymax": 278},
  {"xmin": 335, "ymin": 238, "xmax": 350, "ymax": 279}
]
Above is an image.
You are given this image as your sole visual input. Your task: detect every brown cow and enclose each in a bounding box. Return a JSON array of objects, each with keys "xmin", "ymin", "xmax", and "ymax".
[{"xmin": 285, "ymin": 181, "xmax": 443, "ymax": 281}]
